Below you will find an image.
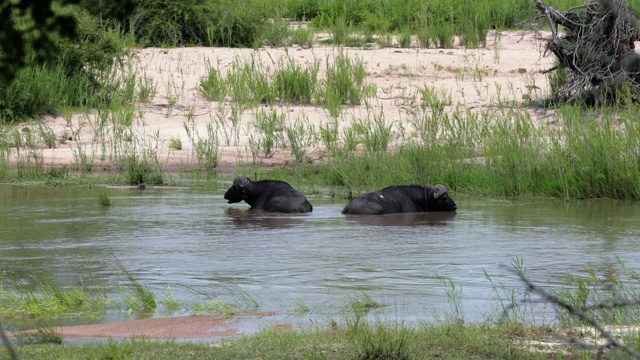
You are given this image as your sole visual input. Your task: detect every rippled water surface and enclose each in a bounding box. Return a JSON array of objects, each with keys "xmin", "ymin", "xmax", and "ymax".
[{"xmin": 2, "ymin": 184, "xmax": 640, "ymax": 329}]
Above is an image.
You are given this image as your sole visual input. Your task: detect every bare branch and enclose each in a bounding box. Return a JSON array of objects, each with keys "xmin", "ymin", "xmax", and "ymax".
[{"xmin": 511, "ymin": 270, "xmax": 640, "ymax": 359}]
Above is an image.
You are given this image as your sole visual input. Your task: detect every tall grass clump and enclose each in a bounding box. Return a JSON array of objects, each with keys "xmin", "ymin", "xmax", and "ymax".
[
  {"xmin": 122, "ymin": 151, "xmax": 164, "ymax": 186},
  {"xmin": 541, "ymin": 105, "xmax": 640, "ymax": 199},
  {"xmin": 322, "ymin": 51, "xmax": 375, "ymax": 117},
  {"xmin": 226, "ymin": 55, "xmax": 275, "ymax": 108},
  {"xmin": 290, "ymin": 26, "xmax": 316, "ymax": 48},
  {"xmin": 284, "ymin": 114, "xmax": 317, "ymax": 163},
  {"xmin": 308, "ymin": 0, "xmax": 534, "ymax": 49},
  {"xmin": 96, "ymin": 187, "xmax": 112, "ymax": 207},
  {"xmin": 348, "ymin": 318, "xmax": 412, "ymax": 360},
  {"xmin": 184, "ymin": 120, "xmax": 221, "ymax": 172},
  {"xmin": 273, "ymin": 57, "xmax": 320, "ymax": 104},
  {"xmin": 13, "ymin": 326, "xmax": 63, "ymax": 345},
  {"xmin": 114, "ymin": 258, "xmax": 156, "ymax": 314},
  {"xmin": 348, "ymin": 111, "xmax": 393, "ymax": 155},
  {"xmin": 260, "ymin": 9, "xmax": 294, "ymax": 47},
  {"xmin": 199, "ymin": 62, "xmax": 227, "ymax": 101},
  {"xmin": 198, "ymin": 51, "xmax": 373, "ymax": 115},
  {"xmin": 251, "ymin": 109, "xmax": 286, "ymax": 158},
  {"xmin": 110, "ymin": 125, "xmax": 165, "ymax": 185}
]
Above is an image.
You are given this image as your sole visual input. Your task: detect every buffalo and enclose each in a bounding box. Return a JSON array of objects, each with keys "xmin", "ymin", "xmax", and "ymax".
[
  {"xmin": 224, "ymin": 176, "xmax": 313, "ymax": 213},
  {"xmin": 341, "ymin": 184, "xmax": 457, "ymax": 215}
]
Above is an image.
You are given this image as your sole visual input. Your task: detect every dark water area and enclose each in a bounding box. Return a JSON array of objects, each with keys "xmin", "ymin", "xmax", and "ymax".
[{"xmin": 1, "ymin": 184, "xmax": 639, "ymax": 331}]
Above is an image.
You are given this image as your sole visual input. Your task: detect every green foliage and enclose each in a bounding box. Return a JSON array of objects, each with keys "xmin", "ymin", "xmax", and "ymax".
[
  {"xmin": 0, "ymin": 267, "xmax": 110, "ymax": 321},
  {"xmin": 0, "ymin": 6, "xmax": 134, "ymax": 123},
  {"xmin": 115, "ymin": 258, "xmax": 156, "ymax": 313},
  {"xmin": 226, "ymin": 55, "xmax": 276, "ymax": 107},
  {"xmin": 184, "ymin": 121, "xmax": 220, "ymax": 172},
  {"xmin": 168, "ymin": 137, "xmax": 182, "ymax": 150},
  {"xmin": 0, "ymin": 0, "xmax": 81, "ymax": 85},
  {"xmin": 125, "ymin": 153, "xmax": 164, "ymax": 186},
  {"xmin": 550, "ymin": 258, "xmax": 640, "ymax": 327},
  {"xmin": 251, "ymin": 109, "xmax": 285, "ymax": 158},
  {"xmin": 130, "ymin": 0, "xmax": 217, "ymax": 47},
  {"xmin": 128, "ymin": 0, "xmax": 279, "ymax": 47},
  {"xmin": 198, "ymin": 52, "xmax": 373, "ymax": 116}
]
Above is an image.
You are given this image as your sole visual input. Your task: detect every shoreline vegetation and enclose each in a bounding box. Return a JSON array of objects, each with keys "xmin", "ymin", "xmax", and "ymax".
[
  {"xmin": 2, "ymin": 0, "xmax": 640, "ymax": 358},
  {"xmin": 1, "ymin": 0, "xmax": 640, "ymax": 199},
  {"xmin": 1, "ymin": 258, "xmax": 640, "ymax": 359}
]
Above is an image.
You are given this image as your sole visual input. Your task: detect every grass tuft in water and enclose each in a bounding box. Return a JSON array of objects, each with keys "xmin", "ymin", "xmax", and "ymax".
[
  {"xmin": 114, "ymin": 257, "xmax": 156, "ymax": 314},
  {"xmin": 96, "ymin": 186, "xmax": 111, "ymax": 207}
]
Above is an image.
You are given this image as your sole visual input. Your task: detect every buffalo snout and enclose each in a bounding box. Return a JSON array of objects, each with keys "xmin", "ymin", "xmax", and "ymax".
[
  {"xmin": 432, "ymin": 193, "xmax": 457, "ymax": 212},
  {"xmin": 224, "ymin": 186, "xmax": 244, "ymax": 204}
]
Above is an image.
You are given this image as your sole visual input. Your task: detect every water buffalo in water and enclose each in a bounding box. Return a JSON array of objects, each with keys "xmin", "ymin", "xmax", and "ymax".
[
  {"xmin": 224, "ymin": 176, "xmax": 313, "ymax": 213},
  {"xmin": 341, "ymin": 184, "xmax": 457, "ymax": 215}
]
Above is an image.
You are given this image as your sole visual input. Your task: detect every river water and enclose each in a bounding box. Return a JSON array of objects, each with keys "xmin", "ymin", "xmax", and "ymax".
[{"xmin": 1, "ymin": 184, "xmax": 639, "ymax": 330}]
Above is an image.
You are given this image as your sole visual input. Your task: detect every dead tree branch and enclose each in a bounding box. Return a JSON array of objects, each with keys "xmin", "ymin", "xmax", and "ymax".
[
  {"xmin": 508, "ymin": 270, "xmax": 640, "ymax": 358},
  {"xmin": 534, "ymin": 0, "xmax": 640, "ymax": 104}
]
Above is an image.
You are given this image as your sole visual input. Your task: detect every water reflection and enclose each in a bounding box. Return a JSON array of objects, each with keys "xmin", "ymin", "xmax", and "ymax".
[
  {"xmin": 343, "ymin": 212, "xmax": 457, "ymax": 227},
  {"xmin": 224, "ymin": 207, "xmax": 311, "ymax": 229}
]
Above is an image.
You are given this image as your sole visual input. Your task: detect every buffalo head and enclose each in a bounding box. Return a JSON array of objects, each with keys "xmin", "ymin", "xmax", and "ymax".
[
  {"xmin": 429, "ymin": 184, "xmax": 457, "ymax": 212},
  {"xmin": 224, "ymin": 176, "xmax": 252, "ymax": 204}
]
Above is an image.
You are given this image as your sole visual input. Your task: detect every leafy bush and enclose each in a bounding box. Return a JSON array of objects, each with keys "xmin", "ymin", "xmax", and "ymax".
[
  {"xmin": 0, "ymin": 6, "xmax": 133, "ymax": 123},
  {"xmin": 128, "ymin": 0, "xmax": 271, "ymax": 47}
]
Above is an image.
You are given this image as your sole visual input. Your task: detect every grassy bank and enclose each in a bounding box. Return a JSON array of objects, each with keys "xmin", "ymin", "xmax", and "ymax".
[{"xmin": 0, "ymin": 324, "xmax": 593, "ymax": 360}]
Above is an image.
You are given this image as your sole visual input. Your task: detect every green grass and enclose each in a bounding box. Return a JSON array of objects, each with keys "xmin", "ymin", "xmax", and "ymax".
[
  {"xmin": 0, "ymin": 255, "xmax": 245, "ymax": 329},
  {"xmin": 0, "ymin": 321, "xmax": 610, "ymax": 359},
  {"xmin": 198, "ymin": 50, "xmax": 371, "ymax": 116},
  {"xmin": 96, "ymin": 186, "xmax": 112, "ymax": 206},
  {"xmin": 2, "ymin": 259, "xmax": 640, "ymax": 359},
  {"xmin": 184, "ymin": 120, "xmax": 221, "ymax": 172},
  {"xmin": 254, "ymin": 99, "xmax": 640, "ymax": 199}
]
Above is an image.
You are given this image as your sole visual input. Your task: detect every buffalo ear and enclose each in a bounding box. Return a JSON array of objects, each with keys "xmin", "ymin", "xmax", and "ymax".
[{"xmin": 433, "ymin": 184, "xmax": 448, "ymax": 199}]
